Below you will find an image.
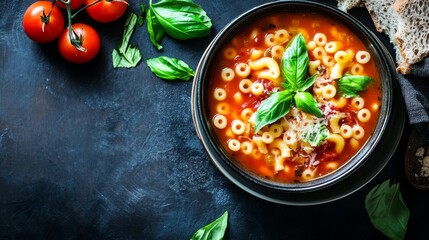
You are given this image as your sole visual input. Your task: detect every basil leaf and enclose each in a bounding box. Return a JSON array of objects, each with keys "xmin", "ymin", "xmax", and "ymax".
[
  {"xmin": 146, "ymin": 8, "xmax": 164, "ymax": 50},
  {"xmin": 190, "ymin": 211, "xmax": 228, "ymax": 240},
  {"xmin": 254, "ymin": 90, "xmax": 294, "ymax": 133},
  {"xmin": 136, "ymin": 4, "xmax": 146, "ymax": 28},
  {"xmin": 150, "ymin": 0, "xmax": 212, "ymax": 40},
  {"xmin": 281, "ymin": 33, "xmax": 308, "ymax": 90},
  {"xmin": 298, "ymin": 74, "xmax": 316, "ymax": 92},
  {"xmin": 119, "ymin": 13, "xmax": 139, "ymax": 54},
  {"xmin": 302, "ymin": 123, "xmax": 329, "ymax": 146},
  {"xmin": 112, "ymin": 45, "xmax": 143, "ymax": 68},
  {"xmin": 365, "ymin": 180, "xmax": 410, "ymax": 240},
  {"xmin": 338, "ymin": 74, "xmax": 373, "ymax": 98},
  {"xmin": 146, "ymin": 56, "xmax": 195, "ymax": 80},
  {"xmin": 112, "ymin": 13, "xmax": 143, "ymax": 68},
  {"xmin": 294, "ymin": 91, "xmax": 322, "ymax": 117}
]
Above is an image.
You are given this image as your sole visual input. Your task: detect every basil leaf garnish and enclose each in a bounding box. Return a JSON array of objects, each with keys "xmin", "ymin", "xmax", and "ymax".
[
  {"xmin": 150, "ymin": 0, "xmax": 212, "ymax": 40},
  {"xmin": 298, "ymin": 74, "xmax": 316, "ymax": 92},
  {"xmin": 146, "ymin": 8, "xmax": 165, "ymax": 50},
  {"xmin": 112, "ymin": 13, "xmax": 143, "ymax": 68},
  {"xmin": 338, "ymin": 74, "xmax": 373, "ymax": 98},
  {"xmin": 146, "ymin": 56, "xmax": 195, "ymax": 80},
  {"xmin": 294, "ymin": 91, "xmax": 322, "ymax": 117},
  {"xmin": 281, "ymin": 33, "xmax": 308, "ymax": 90},
  {"xmin": 302, "ymin": 123, "xmax": 330, "ymax": 146},
  {"xmin": 190, "ymin": 211, "xmax": 228, "ymax": 240},
  {"xmin": 254, "ymin": 33, "xmax": 323, "ymax": 131},
  {"xmin": 254, "ymin": 90, "xmax": 294, "ymax": 133},
  {"xmin": 365, "ymin": 180, "xmax": 410, "ymax": 240}
]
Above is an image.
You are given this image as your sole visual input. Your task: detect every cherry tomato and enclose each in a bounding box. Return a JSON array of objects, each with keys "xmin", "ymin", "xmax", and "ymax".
[
  {"xmin": 22, "ymin": 1, "xmax": 65, "ymax": 43},
  {"xmin": 58, "ymin": 23, "xmax": 100, "ymax": 64},
  {"xmin": 85, "ymin": 0, "xmax": 128, "ymax": 23},
  {"xmin": 56, "ymin": 0, "xmax": 85, "ymax": 11}
]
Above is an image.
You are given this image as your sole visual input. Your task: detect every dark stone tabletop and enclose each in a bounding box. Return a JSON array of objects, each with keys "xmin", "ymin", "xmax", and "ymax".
[{"xmin": 1, "ymin": 0, "xmax": 428, "ymax": 239}]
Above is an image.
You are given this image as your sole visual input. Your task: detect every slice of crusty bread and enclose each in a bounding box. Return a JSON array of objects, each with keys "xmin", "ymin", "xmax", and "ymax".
[
  {"xmin": 393, "ymin": 0, "xmax": 429, "ymax": 66},
  {"xmin": 337, "ymin": 0, "xmax": 363, "ymax": 11},
  {"xmin": 337, "ymin": 0, "xmax": 428, "ymax": 75},
  {"xmin": 355, "ymin": 0, "xmax": 410, "ymax": 74}
]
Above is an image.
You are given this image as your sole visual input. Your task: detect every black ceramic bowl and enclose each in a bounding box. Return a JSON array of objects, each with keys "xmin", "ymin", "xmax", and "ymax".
[{"xmin": 191, "ymin": 1, "xmax": 405, "ymax": 205}]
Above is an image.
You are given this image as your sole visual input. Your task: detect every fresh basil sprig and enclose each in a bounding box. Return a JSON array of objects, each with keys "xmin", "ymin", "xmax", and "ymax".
[
  {"xmin": 365, "ymin": 180, "xmax": 410, "ymax": 240},
  {"xmin": 147, "ymin": 0, "xmax": 212, "ymax": 49},
  {"xmin": 147, "ymin": 56, "xmax": 195, "ymax": 80},
  {"xmin": 112, "ymin": 12, "xmax": 143, "ymax": 68},
  {"xmin": 190, "ymin": 211, "xmax": 228, "ymax": 240},
  {"xmin": 338, "ymin": 74, "xmax": 373, "ymax": 98},
  {"xmin": 254, "ymin": 33, "xmax": 321, "ymax": 133}
]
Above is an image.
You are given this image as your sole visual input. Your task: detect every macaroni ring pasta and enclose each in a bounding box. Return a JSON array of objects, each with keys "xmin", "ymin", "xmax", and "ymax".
[
  {"xmin": 271, "ymin": 45, "xmax": 285, "ymax": 59},
  {"xmin": 239, "ymin": 79, "xmax": 253, "ymax": 93},
  {"xmin": 213, "ymin": 114, "xmax": 227, "ymax": 129},
  {"xmin": 216, "ymin": 102, "xmax": 230, "ymax": 115},
  {"xmin": 213, "ymin": 88, "xmax": 227, "ymax": 101},
  {"xmin": 356, "ymin": 50, "xmax": 371, "ymax": 64},
  {"xmin": 264, "ymin": 33, "xmax": 277, "ymax": 46},
  {"xmin": 221, "ymin": 67, "xmax": 235, "ymax": 81},
  {"xmin": 322, "ymin": 85, "xmax": 337, "ymax": 99},
  {"xmin": 313, "ymin": 33, "xmax": 327, "ymax": 46},
  {"xmin": 231, "ymin": 119, "xmax": 246, "ymax": 135},
  {"xmin": 241, "ymin": 141, "xmax": 253, "ymax": 155},
  {"xmin": 228, "ymin": 139, "xmax": 241, "ymax": 151},
  {"xmin": 274, "ymin": 29, "xmax": 289, "ymax": 43},
  {"xmin": 235, "ymin": 63, "xmax": 251, "ymax": 78},
  {"xmin": 325, "ymin": 41, "xmax": 342, "ymax": 53},
  {"xmin": 357, "ymin": 108, "xmax": 371, "ymax": 123},
  {"xmin": 223, "ymin": 47, "xmax": 237, "ymax": 60},
  {"xmin": 352, "ymin": 125, "xmax": 365, "ymax": 140},
  {"xmin": 250, "ymin": 82, "xmax": 264, "ymax": 96},
  {"xmin": 351, "ymin": 97, "xmax": 365, "ymax": 109}
]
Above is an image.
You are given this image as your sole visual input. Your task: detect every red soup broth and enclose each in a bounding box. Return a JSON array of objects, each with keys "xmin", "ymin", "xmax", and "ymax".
[{"xmin": 207, "ymin": 12, "xmax": 381, "ymax": 183}]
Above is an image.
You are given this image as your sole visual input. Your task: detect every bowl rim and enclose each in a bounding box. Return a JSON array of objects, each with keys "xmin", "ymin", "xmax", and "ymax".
[{"xmin": 191, "ymin": 0, "xmax": 402, "ymax": 204}]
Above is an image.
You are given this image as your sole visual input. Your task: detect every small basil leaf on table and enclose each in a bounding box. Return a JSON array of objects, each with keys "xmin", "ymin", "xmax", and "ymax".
[
  {"xmin": 146, "ymin": 8, "xmax": 165, "ymax": 50},
  {"xmin": 302, "ymin": 123, "xmax": 330, "ymax": 147},
  {"xmin": 112, "ymin": 13, "xmax": 143, "ymax": 68},
  {"xmin": 112, "ymin": 45, "xmax": 142, "ymax": 68},
  {"xmin": 365, "ymin": 180, "xmax": 410, "ymax": 240},
  {"xmin": 338, "ymin": 74, "xmax": 373, "ymax": 98},
  {"xmin": 294, "ymin": 91, "xmax": 322, "ymax": 117},
  {"xmin": 146, "ymin": 56, "xmax": 195, "ymax": 80},
  {"xmin": 281, "ymin": 33, "xmax": 308, "ymax": 90},
  {"xmin": 254, "ymin": 90, "xmax": 294, "ymax": 133},
  {"xmin": 190, "ymin": 211, "xmax": 228, "ymax": 240},
  {"xmin": 149, "ymin": 0, "xmax": 212, "ymax": 40}
]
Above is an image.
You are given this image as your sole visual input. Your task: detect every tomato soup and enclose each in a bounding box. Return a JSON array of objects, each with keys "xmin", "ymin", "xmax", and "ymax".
[{"xmin": 207, "ymin": 12, "xmax": 381, "ymax": 183}]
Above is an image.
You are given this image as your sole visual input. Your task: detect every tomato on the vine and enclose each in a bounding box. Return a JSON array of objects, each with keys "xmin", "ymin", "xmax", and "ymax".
[
  {"xmin": 85, "ymin": 0, "xmax": 128, "ymax": 23},
  {"xmin": 58, "ymin": 23, "xmax": 100, "ymax": 64},
  {"xmin": 22, "ymin": 1, "xmax": 65, "ymax": 43},
  {"xmin": 56, "ymin": 0, "xmax": 85, "ymax": 11}
]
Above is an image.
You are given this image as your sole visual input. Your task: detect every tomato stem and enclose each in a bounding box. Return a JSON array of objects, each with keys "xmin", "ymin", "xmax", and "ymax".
[
  {"xmin": 40, "ymin": 1, "xmax": 57, "ymax": 32},
  {"xmin": 71, "ymin": 0, "xmax": 101, "ymax": 19},
  {"xmin": 60, "ymin": 0, "xmax": 86, "ymax": 52}
]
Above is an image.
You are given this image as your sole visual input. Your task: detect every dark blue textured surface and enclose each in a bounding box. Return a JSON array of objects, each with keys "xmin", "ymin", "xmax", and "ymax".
[{"xmin": 1, "ymin": 0, "xmax": 428, "ymax": 239}]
